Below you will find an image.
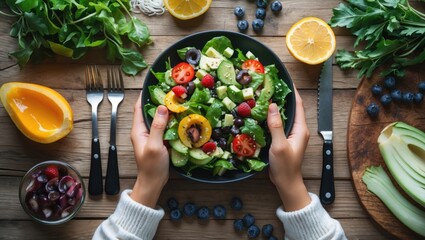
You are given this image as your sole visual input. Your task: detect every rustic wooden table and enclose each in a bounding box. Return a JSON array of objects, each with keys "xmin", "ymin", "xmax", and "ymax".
[{"xmin": 0, "ymin": 0, "xmax": 407, "ymax": 239}]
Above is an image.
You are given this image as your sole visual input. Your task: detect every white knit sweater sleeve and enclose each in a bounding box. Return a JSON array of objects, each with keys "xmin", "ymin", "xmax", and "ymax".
[
  {"xmin": 276, "ymin": 193, "xmax": 347, "ymax": 240},
  {"xmin": 92, "ymin": 189, "xmax": 164, "ymax": 240}
]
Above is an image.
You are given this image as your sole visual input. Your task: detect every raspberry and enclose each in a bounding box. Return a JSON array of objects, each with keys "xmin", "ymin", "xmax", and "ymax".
[
  {"xmin": 171, "ymin": 86, "xmax": 187, "ymax": 98},
  {"xmin": 44, "ymin": 165, "xmax": 59, "ymax": 180},
  {"xmin": 202, "ymin": 141, "xmax": 217, "ymax": 154},
  {"xmin": 245, "ymin": 99, "xmax": 256, "ymax": 108},
  {"xmin": 201, "ymin": 74, "xmax": 215, "ymax": 89},
  {"xmin": 237, "ymin": 102, "xmax": 251, "ymax": 117}
]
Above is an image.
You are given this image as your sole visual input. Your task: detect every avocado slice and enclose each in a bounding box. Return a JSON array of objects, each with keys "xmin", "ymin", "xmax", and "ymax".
[
  {"xmin": 189, "ymin": 148, "xmax": 213, "ymax": 165},
  {"xmin": 170, "ymin": 148, "xmax": 189, "ymax": 167}
]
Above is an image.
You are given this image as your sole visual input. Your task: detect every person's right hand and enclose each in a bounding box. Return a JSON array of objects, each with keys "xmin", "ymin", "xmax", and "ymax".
[{"xmin": 267, "ymin": 87, "xmax": 311, "ymax": 211}]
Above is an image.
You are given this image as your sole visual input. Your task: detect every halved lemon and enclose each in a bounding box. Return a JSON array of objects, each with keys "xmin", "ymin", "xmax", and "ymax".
[
  {"xmin": 164, "ymin": 0, "xmax": 212, "ymax": 20},
  {"xmin": 0, "ymin": 82, "xmax": 73, "ymax": 144},
  {"xmin": 286, "ymin": 17, "xmax": 336, "ymax": 65}
]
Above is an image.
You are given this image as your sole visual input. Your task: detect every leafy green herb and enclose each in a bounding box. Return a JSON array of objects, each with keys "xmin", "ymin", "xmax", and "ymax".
[
  {"xmin": 329, "ymin": 0, "xmax": 425, "ymax": 79},
  {"xmin": 0, "ymin": 0, "xmax": 151, "ymax": 76},
  {"xmin": 241, "ymin": 118, "xmax": 266, "ymax": 147}
]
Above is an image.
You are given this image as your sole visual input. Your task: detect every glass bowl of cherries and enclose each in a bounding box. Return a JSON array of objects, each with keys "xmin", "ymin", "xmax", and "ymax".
[{"xmin": 19, "ymin": 160, "xmax": 85, "ymax": 225}]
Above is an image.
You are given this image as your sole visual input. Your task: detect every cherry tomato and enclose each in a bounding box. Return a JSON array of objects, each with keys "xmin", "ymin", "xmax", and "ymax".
[
  {"xmin": 241, "ymin": 59, "xmax": 265, "ymax": 73},
  {"xmin": 172, "ymin": 62, "xmax": 195, "ymax": 84},
  {"xmin": 232, "ymin": 134, "xmax": 257, "ymax": 157}
]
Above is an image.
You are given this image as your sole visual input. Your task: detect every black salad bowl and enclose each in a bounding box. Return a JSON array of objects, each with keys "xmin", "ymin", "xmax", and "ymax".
[{"xmin": 142, "ymin": 30, "xmax": 295, "ymax": 183}]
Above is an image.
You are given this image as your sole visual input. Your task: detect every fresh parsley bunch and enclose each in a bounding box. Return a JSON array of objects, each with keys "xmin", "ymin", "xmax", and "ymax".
[
  {"xmin": 0, "ymin": 0, "xmax": 151, "ymax": 76},
  {"xmin": 330, "ymin": 0, "xmax": 425, "ymax": 79}
]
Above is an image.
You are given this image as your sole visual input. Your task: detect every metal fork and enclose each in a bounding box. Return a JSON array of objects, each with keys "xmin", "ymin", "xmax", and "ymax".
[
  {"xmin": 85, "ymin": 65, "xmax": 104, "ymax": 196},
  {"xmin": 105, "ymin": 66, "xmax": 125, "ymax": 195}
]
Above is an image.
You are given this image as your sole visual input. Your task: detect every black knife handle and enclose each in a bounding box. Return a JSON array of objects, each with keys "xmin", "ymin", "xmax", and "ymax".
[
  {"xmin": 89, "ymin": 138, "xmax": 103, "ymax": 196},
  {"xmin": 105, "ymin": 145, "xmax": 120, "ymax": 195},
  {"xmin": 320, "ymin": 141, "xmax": 335, "ymax": 205}
]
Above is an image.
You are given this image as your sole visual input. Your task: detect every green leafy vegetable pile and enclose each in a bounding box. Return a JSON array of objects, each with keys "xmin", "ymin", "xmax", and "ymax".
[
  {"xmin": 0, "ymin": 0, "xmax": 151, "ymax": 76},
  {"xmin": 329, "ymin": 0, "xmax": 425, "ymax": 79}
]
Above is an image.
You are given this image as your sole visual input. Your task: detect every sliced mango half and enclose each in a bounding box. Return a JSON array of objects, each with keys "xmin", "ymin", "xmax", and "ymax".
[{"xmin": 0, "ymin": 82, "xmax": 73, "ymax": 144}]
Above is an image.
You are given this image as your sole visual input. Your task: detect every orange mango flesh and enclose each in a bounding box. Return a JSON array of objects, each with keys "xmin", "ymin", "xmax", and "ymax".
[{"xmin": 8, "ymin": 87, "xmax": 64, "ymax": 135}]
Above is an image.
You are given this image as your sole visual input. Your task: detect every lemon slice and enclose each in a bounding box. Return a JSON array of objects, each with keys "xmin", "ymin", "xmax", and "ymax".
[
  {"xmin": 286, "ymin": 17, "xmax": 336, "ymax": 65},
  {"xmin": 163, "ymin": 0, "xmax": 212, "ymax": 20}
]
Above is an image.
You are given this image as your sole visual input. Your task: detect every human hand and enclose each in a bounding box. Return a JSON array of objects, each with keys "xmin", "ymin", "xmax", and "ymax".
[
  {"xmin": 130, "ymin": 93, "xmax": 169, "ymax": 208},
  {"xmin": 267, "ymin": 87, "xmax": 311, "ymax": 211}
]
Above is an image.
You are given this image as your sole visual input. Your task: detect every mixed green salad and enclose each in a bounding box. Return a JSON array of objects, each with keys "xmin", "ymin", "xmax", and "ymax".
[{"xmin": 144, "ymin": 36, "xmax": 291, "ymax": 177}]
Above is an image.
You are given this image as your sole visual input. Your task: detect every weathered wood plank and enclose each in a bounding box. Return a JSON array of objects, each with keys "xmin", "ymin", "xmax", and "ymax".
[{"xmin": 0, "ymin": 89, "xmax": 354, "ymax": 179}]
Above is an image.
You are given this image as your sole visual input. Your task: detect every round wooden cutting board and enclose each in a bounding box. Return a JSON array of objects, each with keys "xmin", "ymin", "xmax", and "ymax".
[{"xmin": 347, "ymin": 66, "xmax": 425, "ymax": 240}]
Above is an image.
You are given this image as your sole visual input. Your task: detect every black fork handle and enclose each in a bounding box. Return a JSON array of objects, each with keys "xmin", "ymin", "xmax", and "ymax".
[
  {"xmin": 105, "ymin": 144, "xmax": 120, "ymax": 195},
  {"xmin": 88, "ymin": 138, "xmax": 103, "ymax": 195}
]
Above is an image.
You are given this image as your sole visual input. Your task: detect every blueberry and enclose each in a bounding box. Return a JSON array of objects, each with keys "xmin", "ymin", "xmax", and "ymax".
[
  {"xmin": 383, "ymin": 75, "xmax": 396, "ymax": 90},
  {"xmin": 371, "ymin": 84, "xmax": 383, "ymax": 96},
  {"xmin": 197, "ymin": 206, "xmax": 210, "ymax": 220},
  {"xmin": 255, "ymin": 8, "xmax": 266, "ymax": 20},
  {"xmin": 256, "ymin": 0, "xmax": 267, "ymax": 8},
  {"xmin": 234, "ymin": 6, "xmax": 245, "ymax": 19},
  {"xmin": 234, "ymin": 219, "xmax": 245, "ymax": 232},
  {"xmin": 230, "ymin": 197, "xmax": 243, "ymax": 211},
  {"xmin": 237, "ymin": 20, "xmax": 249, "ymax": 32},
  {"xmin": 252, "ymin": 19, "xmax": 264, "ymax": 32},
  {"xmin": 402, "ymin": 92, "xmax": 414, "ymax": 103},
  {"xmin": 262, "ymin": 224, "xmax": 274, "ymax": 237},
  {"xmin": 183, "ymin": 202, "xmax": 197, "ymax": 216},
  {"xmin": 268, "ymin": 236, "xmax": 278, "ymax": 240},
  {"xmin": 213, "ymin": 204, "xmax": 227, "ymax": 219},
  {"xmin": 418, "ymin": 81, "xmax": 425, "ymax": 93},
  {"xmin": 380, "ymin": 94, "xmax": 392, "ymax": 106},
  {"xmin": 247, "ymin": 225, "xmax": 261, "ymax": 238},
  {"xmin": 414, "ymin": 92, "xmax": 423, "ymax": 103},
  {"xmin": 270, "ymin": 0, "xmax": 283, "ymax": 12},
  {"xmin": 167, "ymin": 197, "xmax": 179, "ymax": 210},
  {"xmin": 169, "ymin": 208, "xmax": 182, "ymax": 221},
  {"xmin": 366, "ymin": 103, "xmax": 380, "ymax": 118},
  {"xmin": 390, "ymin": 89, "xmax": 402, "ymax": 102},
  {"xmin": 243, "ymin": 213, "xmax": 255, "ymax": 227}
]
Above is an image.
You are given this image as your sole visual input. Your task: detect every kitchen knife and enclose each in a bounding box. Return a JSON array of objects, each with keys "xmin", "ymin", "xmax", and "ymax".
[{"xmin": 317, "ymin": 57, "xmax": 335, "ymax": 205}]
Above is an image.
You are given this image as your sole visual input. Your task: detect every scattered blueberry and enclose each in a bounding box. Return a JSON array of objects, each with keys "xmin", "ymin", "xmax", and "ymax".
[
  {"xmin": 237, "ymin": 20, "xmax": 249, "ymax": 32},
  {"xmin": 243, "ymin": 213, "xmax": 255, "ymax": 227},
  {"xmin": 371, "ymin": 84, "xmax": 383, "ymax": 96},
  {"xmin": 380, "ymin": 94, "xmax": 392, "ymax": 106},
  {"xmin": 414, "ymin": 92, "xmax": 423, "ymax": 103},
  {"xmin": 252, "ymin": 19, "xmax": 264, "ymax": 32},
  {"xmin": 169, "ymin": 208, "xmax": 182, "ymax": 221},
  {"xmin": 197, "ymin": 206, "xmax": 210, "ymax": 220},
  {"xmin": 247, "ymin": 225, "xmax": 261, "ymax": 238},
  {"xmin": 234, "ymin": 6, "xmax": 245, "ymax": 19},
  {"xmin": 418, "ymin": 81, "xmax": 425, "ymax": 93},
  {"xmin": 270, "ymin": 0, "xmax": 283, "ymax": 12},
  {"xmin": 390, "ymin": 89, "xmax": 402, "ymax": 102},
  {"xmin": 255, "ymin": 8, "xmax": 266, "ymax": 19},
  {"xmin": 256, "ymin": 0, "xmax": 267, "ymax": 8},
  {"xmin": 167, "ymin": 197, "xmax": 179, "ymax": 210},
  {"xmin": 183, "ymin": 202, "xmax": 197, "ymax": 216},
  {"xmin": 269, "ymin": 236, "xmax": 278, "ymax": 240},
  {"xmin": 234, "ymin": 219, "xmax": 245, "ymax": 232},
  {"xmin": 213, "ymin": 205, "xmax": 227, "ymax": 219},
  {"xmin": 262, "ymin": 224, "xmax": 274, "ymax": 237},
  {"xmin": 366, "ymin": 102, "xmax": 380, "ymax": 118},
  {"xmin": 402, "ymin": 92, "xmax": 414, "ymax": 103},
  {"xmin": 230, "ymin": 197, "xmax": 243, "ymax": 211},
  {"xmin": 383, "ymin": 75, "xmax": 396, "ymax": 90}
]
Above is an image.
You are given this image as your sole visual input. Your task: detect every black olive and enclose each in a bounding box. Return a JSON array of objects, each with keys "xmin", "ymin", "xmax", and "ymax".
[
  {"xmin": 185, "ymin": 48, "xmax": 201, "ymax": 65},
  {"xmin": 186, "ymin": 81, "xmax": 195, "ymax": 96},
  {"xmin": 236, "ymin": 69, "xmax": 252, "ymax": 85},
  {"xmin": 212, "ymin": 128, "xmax": 222, "ymax": 140},
  {"xmin": 234, "ymin": 117, "xmax": 244, "ymax": 127}
]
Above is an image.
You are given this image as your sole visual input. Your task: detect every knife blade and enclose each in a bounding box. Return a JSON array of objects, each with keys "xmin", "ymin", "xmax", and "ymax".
[{"xmin": 317, "ymin": 57, "xmax": 335, "ymax": 205}]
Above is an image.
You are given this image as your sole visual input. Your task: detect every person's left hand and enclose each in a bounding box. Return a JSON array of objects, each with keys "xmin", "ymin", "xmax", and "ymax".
[{"xmin": 130, "ymin": 93, "xmax": 169, "ymax": 208}]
